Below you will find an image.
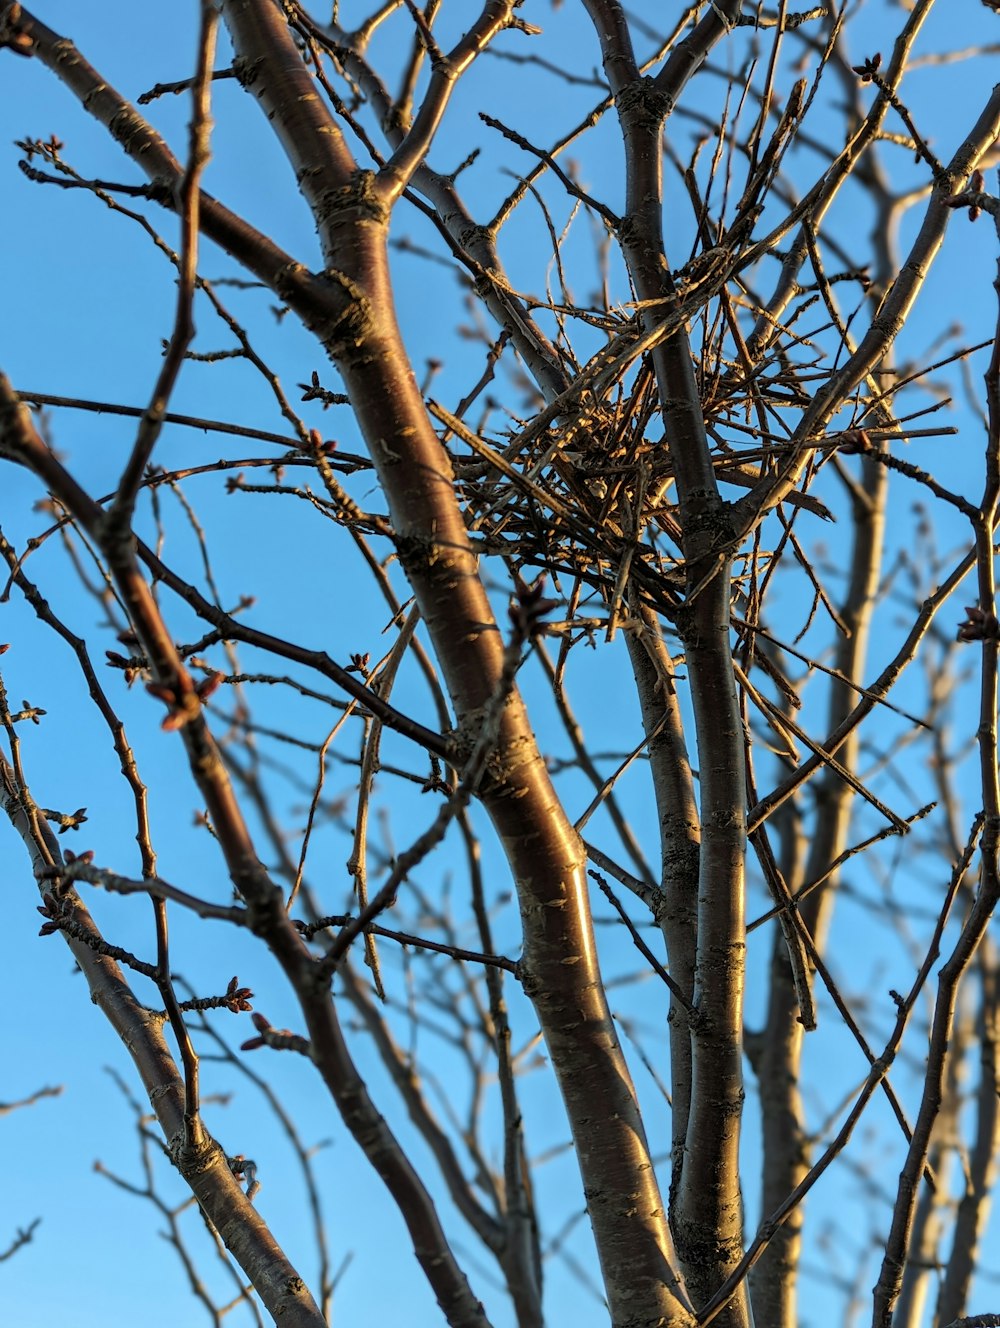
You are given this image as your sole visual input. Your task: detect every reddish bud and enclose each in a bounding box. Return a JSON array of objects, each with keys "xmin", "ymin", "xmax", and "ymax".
[
  {"xmin": 958, "ymin": 605, "xmax": 1000, "ymax": 642},
  {"xmin": 196, "ymin": 671, "xmax": 223, "ymax": 702},
  {"xmin": 224, "ymin": 976, "xmax": 253, "ymax": 1012},
  {"xmin": 838, "ymin": 429, "xmax": 872, "ymax": 455}
]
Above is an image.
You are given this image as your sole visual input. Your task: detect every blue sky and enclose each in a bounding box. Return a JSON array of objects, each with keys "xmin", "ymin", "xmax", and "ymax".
[{"xmin": 4, "ymin": 3, "xmax": 1000, "ymax": 1326}]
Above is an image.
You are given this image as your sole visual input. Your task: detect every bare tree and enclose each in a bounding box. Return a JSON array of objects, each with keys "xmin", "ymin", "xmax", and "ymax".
[{"xmin": 2, "ymin": 2, "xmax": 1000, "ymax": 1325}]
